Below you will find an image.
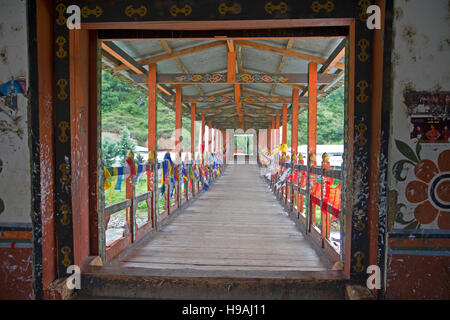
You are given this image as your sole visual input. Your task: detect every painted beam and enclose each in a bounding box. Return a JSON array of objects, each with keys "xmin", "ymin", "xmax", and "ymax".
[
  {"xmin": 130, "ymin": 73, "xmax": 338, "ymax": 85},
  {"xmin": 161, "ymin": 94, "xmax": 300, "ymax": 104}
]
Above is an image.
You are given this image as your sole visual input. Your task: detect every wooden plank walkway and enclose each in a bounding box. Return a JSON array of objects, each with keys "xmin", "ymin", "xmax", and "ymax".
[{"xmin": 117, "ymin": 164, "xmax": 330, "ymax": 272}]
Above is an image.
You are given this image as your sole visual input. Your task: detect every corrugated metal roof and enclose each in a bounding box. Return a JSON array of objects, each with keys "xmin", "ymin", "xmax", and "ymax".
[{"xmin": 102, "ymin": 37, "xmax": 345, "ymax": 129}]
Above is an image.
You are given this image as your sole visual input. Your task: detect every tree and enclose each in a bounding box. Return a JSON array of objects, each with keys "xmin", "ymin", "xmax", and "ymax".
[
  {"xmin": 117, "ymin": 126, "xmax": 136, "ymax": 162},
  {"xmin": 136, "ymin": 152, "xmax": 144, "ymax": 163},
  {"xmin": 102, "ymin": 136, "xmax": 119, "ymax": 167}
]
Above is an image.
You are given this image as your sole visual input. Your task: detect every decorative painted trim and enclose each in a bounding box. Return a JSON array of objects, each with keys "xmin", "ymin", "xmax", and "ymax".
[{"xmin": 53, "ymin": 3, "xmax": 74, "ymax": 277}]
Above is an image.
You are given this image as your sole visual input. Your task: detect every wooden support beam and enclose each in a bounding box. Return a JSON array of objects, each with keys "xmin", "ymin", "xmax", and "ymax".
[
  {"xmin": 227, "ymin": 40, "xmax": 235, "ymax": 53},
  {"xmin": 301, "ymin": 39, "xmax": 346, "ymax": 97},
  {"xmin": 292, "ymin": 88, "xmax": 299, "ymax": 156},
  {"xmin": 191, "ymin": 103, "xmax": 196, "ymax": 155},
  {"xmin": 175, "ymin": 88, "xmax": 182, "ymax": 158},
  {"xmin": 101, "ymin": 44, "xmax": 193, "ymax": 112},
  {"xmin": 235, "ymin": 40, "xmax": 345, "ymax": 69},
  {"xmin": 282, "ymin": 103, "xmax": 287, "ymax": 155},
  {"xmin": 159, "ymin": 40, "xmax": 205, "ymax": 96},
  {"xmin": 319, "ymin": 39, "xmax": 346, "ymax": 74},
  {"xmin": 102, "ymin": 41, "xmax": 147, "ymax": 75},
  {"xmin": 270, "ymin": 39, "xmax": 294, "ymax": 96},
  {"xmin": 114, "ymin": 41, "xmax": 226, "ymax": 72},
  {"xmin": 227, "ymin": 51, "xmax": 236, "ymax": 83},
  {"xmin": 308, "ymin": 62, "xmax": 317, "ymax": 158}
]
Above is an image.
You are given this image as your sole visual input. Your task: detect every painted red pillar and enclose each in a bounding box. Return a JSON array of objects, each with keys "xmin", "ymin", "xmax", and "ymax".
[
  {"xmin": 208, "ymin": 121, "xmax": 212, "ymax": 155},
  {"xmin": 275, "ymin": 114, "xmax": 280, "ymax": 148},
  {"xmin": 175, "ymin": 88, "xmax": 182, "ymax": 160},
  {"xmin": 308, "ymin": 62, "xmax": 317, "ymax": 158},
  {"xmin": 148, "ymin": 64, "xmax": 157, "ymax": 153},
  {"xmin": 148, "ymin": 63, "xmax": 157, "ymax": 228},
  {"xmin": 191, "ymin": 103, "xmax": 196, "ymax": 157},
  {"xmin": 308, "ymin": 62, "xmax": 317, "ymax": 232},
  {"xmin": 222, "ymin": 129, "xmax": 226, "ymax": 164},
  {"xmin": 292, "ymin": 88, "xmax": 299, "ymax": 157},
  {"xmin": 201, "ymin": 114, "xmax": 205, "ymax": 164}
]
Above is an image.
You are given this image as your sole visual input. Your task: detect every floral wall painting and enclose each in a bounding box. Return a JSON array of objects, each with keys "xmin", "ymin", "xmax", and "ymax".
[{"xmin": 392, "ymin": 139, "xmax": 450, "ymax": 230}]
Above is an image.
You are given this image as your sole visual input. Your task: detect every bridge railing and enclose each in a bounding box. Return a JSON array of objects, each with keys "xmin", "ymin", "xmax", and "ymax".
[
  {"xmin": 102, "ymin": 153, "xmax": 224, "ymax": 262},
  {"xmin": 266, "ymin": 153, "xmax": 343, "ymax": 263}
]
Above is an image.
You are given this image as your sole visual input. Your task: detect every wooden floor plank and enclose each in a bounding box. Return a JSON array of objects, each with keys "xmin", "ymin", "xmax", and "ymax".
[{"xmin": 118, "ymin": 164, "xmax": 329, "ymax": 271}]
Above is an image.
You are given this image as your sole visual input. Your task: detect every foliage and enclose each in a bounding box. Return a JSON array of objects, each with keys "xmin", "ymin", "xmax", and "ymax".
[
  {"xmin": 102, "ymin": 136, "xmax": 119, "ymax": 167},
  {"xmin": 117, "ymin": 126, "xmax": 136, "ymax": 162},
  {"xmin": 102, "ymin": 70, "xmax": 200, "ymax": 149},
  {"xmin": 287, "ymin": 86, "xmax": 345, "ymax": 146},
  {"xmin": 102, "ymin": 127, "xmax": 136, "ymax": 166}
]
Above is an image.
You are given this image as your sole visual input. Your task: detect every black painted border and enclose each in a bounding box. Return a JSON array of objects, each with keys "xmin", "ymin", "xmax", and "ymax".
[{"xmin": 54, "ymin": 3, "xmax": 75, "ymax": 278}]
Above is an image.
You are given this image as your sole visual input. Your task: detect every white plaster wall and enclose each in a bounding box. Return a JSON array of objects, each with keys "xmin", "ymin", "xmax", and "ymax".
[
  {"xmin": 0, "ymin": 0, "xmax": 31, "ymax": 223},
  {"xmin": 388, "ymin": 0, "xmax": 450, "ymax": 230}
]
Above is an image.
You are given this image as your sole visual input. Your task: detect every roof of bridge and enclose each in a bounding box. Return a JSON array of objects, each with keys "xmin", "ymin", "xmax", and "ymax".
[{"xmin": 101, "ymin": 37, "xmax": 345, "ymax": 130}]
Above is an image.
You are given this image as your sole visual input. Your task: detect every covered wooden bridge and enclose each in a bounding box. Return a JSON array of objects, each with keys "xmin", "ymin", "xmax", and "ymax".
[{"xmin": 77, "ymin": 35, "xmax": 350, "ymax": 299}]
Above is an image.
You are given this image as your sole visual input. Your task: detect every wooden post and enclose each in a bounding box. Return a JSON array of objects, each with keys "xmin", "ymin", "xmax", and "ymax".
[
  {"xmin": 175, "ymin": 88, "xmax": 182, "ymax": 157},
  {"xmin": 125, "ymin": 154, "xmax": 136, "ymax": 244},
  {"xmin": 208, "ymin": 121, "xmax": 212, "ymax": 156},
  {"xmin": 308, "ymin": 62, "xmax": 317, "ymax": 232},
  {"xmin": 292, "ymin": 88, "xmax": 299, "ymax": 156},
  {"xmin": 191, "ymin": 103, "xmax": 195, "ymax": 156},
  {"xmin": 222, "ymin": 129, "xmax": 226, "ymax": 164},
  {"xmin": 321, "ymin": 153, "xmax": 331, "ymax": 241},
  {"xmin": 308, "ymin": 62, "xmax": 317, "ymax": 158},
  {"xmin": 190, "ymin": 103, "xmax": 196, "ymax": 196},
  {"xmin": 256, "ymin": 130, "xmax": 259, "ymax": 164},
  {"xmin": 275, "ymin": 114, "xmax": 280, "ymax": 148},
  {"xmin": 148, "ymin": 63, "xmax": 158, "ymax": 230},
  {"xmin": 175, "ymin": 88, "xmax": 182, "ymax": 208},
  {"xmin": 201, "ymin": 114, "xmax": 205, "ymax": 165},
  {"xmin": 282, "ymin": 104, "xmax": 287, "ymax": 155},
  {"xmin": 271, "ymin": 119, "xmax": 275, "ymax": 152},
  {"xmin": 213, "ymin": 126, "xmax": 217, "ymax": 153},
  {"xmin": 267, "ymin": 125, "xmax": 271, "ymax": 152}
]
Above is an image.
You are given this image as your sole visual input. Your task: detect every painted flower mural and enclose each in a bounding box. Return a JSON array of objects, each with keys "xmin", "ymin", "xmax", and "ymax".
[{"xmin": 393, "ymin": 140, "xmax": 450, "ymax": 230}]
